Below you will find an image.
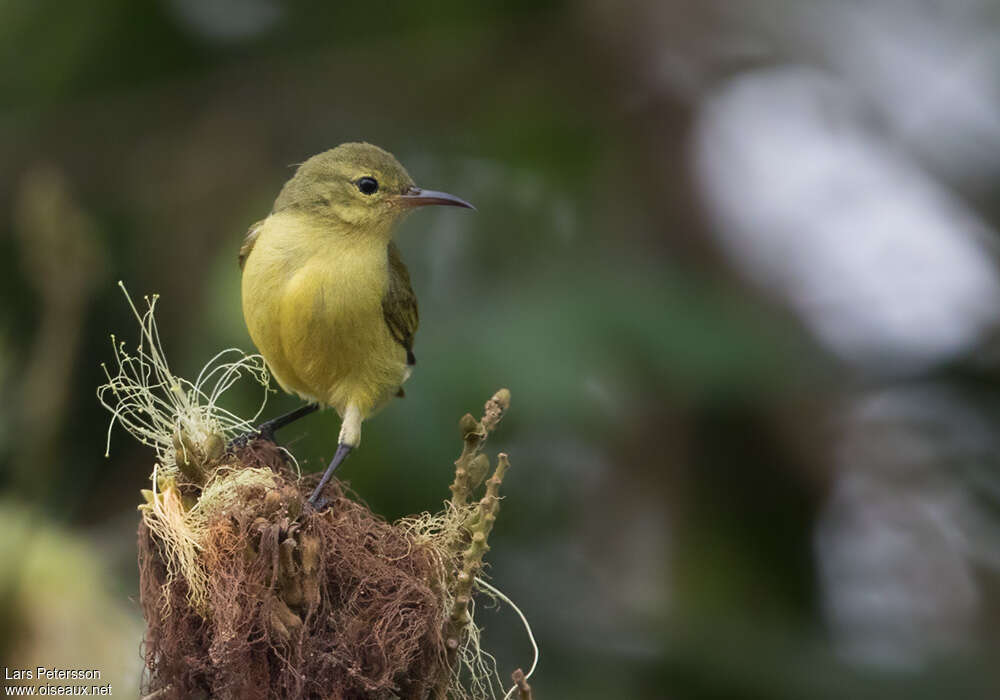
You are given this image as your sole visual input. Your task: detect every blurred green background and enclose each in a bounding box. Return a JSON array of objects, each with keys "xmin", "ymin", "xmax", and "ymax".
[{"xmin": 3, "ymin": 0, "xmax": 1000, "ymax": 697}]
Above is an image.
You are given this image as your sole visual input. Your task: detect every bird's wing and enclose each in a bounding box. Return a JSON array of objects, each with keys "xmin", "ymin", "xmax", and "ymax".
[
  {"xmin": 238, "ymin": 219, "xmax": 266, "ymax": 270},
  {"xmin": 382, "ymin": 241, "xmax": 419, "ymax": 366}
]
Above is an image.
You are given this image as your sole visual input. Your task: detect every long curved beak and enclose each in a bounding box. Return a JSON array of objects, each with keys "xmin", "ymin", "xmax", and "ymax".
[{"xmin": 395, "ymin": 186, "xmax": 476, "ymax": 210}]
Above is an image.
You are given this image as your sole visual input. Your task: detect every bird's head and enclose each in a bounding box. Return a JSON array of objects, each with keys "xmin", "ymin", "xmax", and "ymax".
[{"xmin": 272, "ymin": 142, "xmax": 473, "ymax": 237}]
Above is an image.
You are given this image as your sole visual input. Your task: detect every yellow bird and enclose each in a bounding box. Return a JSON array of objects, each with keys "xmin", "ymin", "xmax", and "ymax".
[{"xmin": 239, "ymin": 142, "xmax": 474, "ymax": 506}]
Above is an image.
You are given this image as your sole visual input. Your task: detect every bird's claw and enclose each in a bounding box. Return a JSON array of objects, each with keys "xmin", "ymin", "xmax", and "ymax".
[
  {"xmin": 227, "ymin": 426, "xmax": 276, "ymax": 453},
  {"xmin": 308, "ymin": 494, "xmax": 330, "ymax": 512},
  {"xmin": 226, "ymin": 434, "xmax": 250, "ymax": 453}
]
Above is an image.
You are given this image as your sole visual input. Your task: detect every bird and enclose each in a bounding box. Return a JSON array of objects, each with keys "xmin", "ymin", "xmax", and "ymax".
[{"xmin": 239, "ymin": 142, "xmax": 474, "ymax": 506}]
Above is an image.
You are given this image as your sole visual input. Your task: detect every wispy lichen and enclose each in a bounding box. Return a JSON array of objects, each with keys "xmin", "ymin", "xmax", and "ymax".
[{"xmin": 97, "ymin": 281, "xmax": 270, "ymax": 481}]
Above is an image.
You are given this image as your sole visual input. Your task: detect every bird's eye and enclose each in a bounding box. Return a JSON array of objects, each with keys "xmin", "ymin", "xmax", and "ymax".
[{"xmin": 356, "ymin": 177, "xmax": 379, "ymax": 195}]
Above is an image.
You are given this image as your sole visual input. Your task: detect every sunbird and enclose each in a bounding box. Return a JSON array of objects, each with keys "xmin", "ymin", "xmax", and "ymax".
[{"xmin": 239, "ymin": 143, "xmax": 474, "ymax": 506}]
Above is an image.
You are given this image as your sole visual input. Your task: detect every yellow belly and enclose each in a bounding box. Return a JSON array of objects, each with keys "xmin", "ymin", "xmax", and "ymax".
[{"xmin": 241, "ymin": 214, "xmax": 408, "ymax": 418}]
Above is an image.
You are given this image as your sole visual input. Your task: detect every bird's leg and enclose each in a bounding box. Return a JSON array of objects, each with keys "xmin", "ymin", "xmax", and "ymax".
[
  {"xmin": 308, "ymin": 443, "xmax": 353, "ymax": 507},
  {"xmin": 257, "ymin": 403, "xmax": 320, "ymax": 441},
  {"xmin": 308, "ymin": 404, "xmax": 362, "ymax": 508},
  {"xmin": 230, "ymin": 403, "xmax": 319, "ymax": 448}
]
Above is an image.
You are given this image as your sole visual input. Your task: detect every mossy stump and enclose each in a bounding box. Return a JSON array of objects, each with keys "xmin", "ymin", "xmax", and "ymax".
[{"xmin": 137, "ymin": 390, "xmax": 515, "ymax": 700}]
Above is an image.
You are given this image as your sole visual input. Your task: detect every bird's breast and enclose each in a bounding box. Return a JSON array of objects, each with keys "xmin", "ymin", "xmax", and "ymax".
[{"xmin": 241, "ymin": 215, "xmax": 408, "ymax": 413}]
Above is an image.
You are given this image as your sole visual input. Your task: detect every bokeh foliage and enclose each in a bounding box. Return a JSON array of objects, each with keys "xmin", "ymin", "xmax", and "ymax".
[{"xmin": 2, "ymin": 1, "xmax": 999, "ymax": 698}]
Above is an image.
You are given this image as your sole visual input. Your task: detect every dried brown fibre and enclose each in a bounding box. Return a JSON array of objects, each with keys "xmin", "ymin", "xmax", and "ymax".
[
  {"xmin": 139, "ymin": 439, "xmax": 449, "ymax": 700},
  {"xmin": 137, "ymin": 389, "xmax": 521, "ymax": 700}
]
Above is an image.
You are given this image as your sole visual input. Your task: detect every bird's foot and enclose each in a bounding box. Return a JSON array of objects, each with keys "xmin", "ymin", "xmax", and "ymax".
[
  {"xmin": 309, "ymin": 494, "xmax": 331, "ymax": 512},
  {"xmin": 228, "ymin": 404, "xmax": 319, "ymax": 454},
  {"xmin": 227, "ymin": 425, "xmax": 276, "ymax": 453}
]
